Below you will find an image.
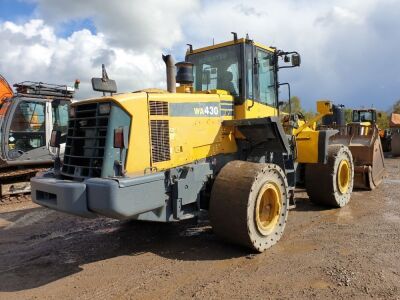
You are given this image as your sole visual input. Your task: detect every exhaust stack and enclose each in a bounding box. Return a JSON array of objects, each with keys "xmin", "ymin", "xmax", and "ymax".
[{"xmin": 162, "ymin": 54, "xmax": 176, "ymax": 93}]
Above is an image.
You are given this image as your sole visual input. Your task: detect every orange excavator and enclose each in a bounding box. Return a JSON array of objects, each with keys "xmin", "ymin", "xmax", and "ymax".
[
  {"xmin": 0, "ymin": 74, "xmax": 13, "ymax": 103},
  {"xmin": 0, "ymin": 74, "xmax": 74, "ymax": 203}
]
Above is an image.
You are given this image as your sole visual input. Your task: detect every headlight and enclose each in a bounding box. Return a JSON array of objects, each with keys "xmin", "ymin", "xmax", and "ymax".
[
  {"xmin": 99, "ymin": 103, "xmax": 111, "ymax": 115},
  {"xmin": 69, "ymin": 106, "xmax": 76, "ymax": 118}
]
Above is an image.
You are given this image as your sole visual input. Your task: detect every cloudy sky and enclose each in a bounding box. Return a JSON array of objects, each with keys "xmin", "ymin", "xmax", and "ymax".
[{"xmin": 0, "ymin": 0, "xmax": 399, "ymax": 110}]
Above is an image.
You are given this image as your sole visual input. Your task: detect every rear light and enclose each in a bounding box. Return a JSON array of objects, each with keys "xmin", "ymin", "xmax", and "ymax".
[{"xmin": 114, "ymin": 127, "xmax": 126, "ymax": 149}]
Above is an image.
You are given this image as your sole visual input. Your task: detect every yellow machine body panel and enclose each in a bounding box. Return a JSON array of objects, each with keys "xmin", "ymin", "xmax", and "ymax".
[
  {"xmin": 76, "ymin": 92, "xmax": 330, "ymax": 171},
  {"xmin": 293, "ymin": 100, "xmax": 334, "ymax": 164},
  {"xmin": 146, "ymin": 92, "xmax": 236, "ymax": 172},
  {"xmin": 235, "ymin": 99, "xmax": 277, "ymax": 120},
  {"xmin": 295, "ymin": 129, "xmax": 320, "ymax": 163},
  {"xmin": 81, "ymin": 91, "xmax": 239, "ymax": 176}
]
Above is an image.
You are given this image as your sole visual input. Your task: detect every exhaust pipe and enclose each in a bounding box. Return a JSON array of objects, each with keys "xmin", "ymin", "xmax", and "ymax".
[{"xmin": 162, "ymin": 54, "xmax": 176, "ymax": 93}]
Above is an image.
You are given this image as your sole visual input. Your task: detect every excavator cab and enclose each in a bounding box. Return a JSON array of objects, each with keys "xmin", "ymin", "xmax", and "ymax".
[
  {"xmin": 0, "ymin": 80, "xmax": 74, "ymax": 198},
  {"xmin": 1, "ymin": 82, "xmax": 72, "ymax": 163}
]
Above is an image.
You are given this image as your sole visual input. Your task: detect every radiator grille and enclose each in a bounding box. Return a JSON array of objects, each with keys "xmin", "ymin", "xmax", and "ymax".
[
  {"xmin": 149, "ymin": 101, "xmax": 169, "ymax": 116},
  {"xmin": 150, "ymin": 120, "xmax": 170, "ymax": 163},
  {"xmin": 62, "ymin": 102, "xmax": 109, "ymax": 178}
]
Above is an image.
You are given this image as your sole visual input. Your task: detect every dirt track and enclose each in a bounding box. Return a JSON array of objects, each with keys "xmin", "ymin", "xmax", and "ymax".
[{"xmin": 0, "ymin": 158, "xmax": 399, "ymax": 299}]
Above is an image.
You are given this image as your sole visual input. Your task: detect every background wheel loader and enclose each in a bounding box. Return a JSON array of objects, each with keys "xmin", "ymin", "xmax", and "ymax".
[
  {"xmin": 32, "ymin": 35, "xmax": 359, "ymax": 252},
  {"xmin": 322, "ymin": 107, "xmax": 385, "ymax": 190},
  {"xmin": 389, "ymin": 113, "xmax": 400, "ymax": 156},
  {"xmin": 0, "ymin": 74, "xmax": 74, "ymax": 202}
]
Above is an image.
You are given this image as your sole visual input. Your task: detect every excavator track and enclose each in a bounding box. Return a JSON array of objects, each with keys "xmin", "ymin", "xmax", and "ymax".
[{"xmin": 0, "ymin": 167, "xmax": 48, "ymax": 206}]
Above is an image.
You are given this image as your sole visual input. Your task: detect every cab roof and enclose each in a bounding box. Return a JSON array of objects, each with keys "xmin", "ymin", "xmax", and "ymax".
[{"xmin": 187, "ymin": 38, "xmax": 276, "ymax": 55}]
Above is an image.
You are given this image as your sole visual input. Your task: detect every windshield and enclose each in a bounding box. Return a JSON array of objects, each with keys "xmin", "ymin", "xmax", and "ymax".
[
  {"xmin": 353, "ymin": 111, "xmax": 375, "ymax": 122},
  {"xmin": 187, "ymin": 45, "xmax": 241, "ymax": 98}
]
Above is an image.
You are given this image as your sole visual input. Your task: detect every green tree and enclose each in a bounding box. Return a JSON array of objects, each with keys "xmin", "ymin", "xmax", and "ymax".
[
  {"xmin": 344, "ymin": 108, "xmax": 353, "ymax": 124},
  {"xmin": 281, "ymin": 96, "xmax": 302, "ymax": 114},
  {"xmin": 376, "ymin": 110, "xmax": 389, "ymax": 129},
  {"xmin": 280, "ymin": 96, "xmax": 318, "ymax": 121}
]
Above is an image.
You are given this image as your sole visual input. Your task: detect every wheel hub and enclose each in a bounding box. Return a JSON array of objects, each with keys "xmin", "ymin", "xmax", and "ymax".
[
  {"xmin": 255, "ymin": 182, "xmax": 281, "ymax": 235},
  {"xmin": 337, "ymin": 159, "xmax": 351, "ymax": 194}
]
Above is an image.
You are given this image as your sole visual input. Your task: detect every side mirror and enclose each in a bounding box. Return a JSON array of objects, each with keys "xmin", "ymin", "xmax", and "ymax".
[
  {"xmin": 91, "ymin": 78, "xmax": 117, "ymax": 93},
  {"xmin": 92, "ymin": 64, "xmax": 117, "ymax": 94},
  {"xmin": 50, "ymin": 130, "xmax": 61, "ymax": 148},
  {"xmin": 291, "ymin": 54, "xmax": 301, "ymax": 67}
]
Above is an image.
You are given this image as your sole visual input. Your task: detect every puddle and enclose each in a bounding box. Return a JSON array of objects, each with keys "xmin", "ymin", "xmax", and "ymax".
[
  {"xmin": 321, "ymin": 206, "xmax": 354, "ymax": 224},
  {"xmin": 311, "ymin": 280, "xmax": 330, "ymax": 289},
  {"xmin": 338, "ymin": 247, "xmax": 352, "ymax": 256},
  {"xmin": 4, "ymin": 209, "xmax": 54, "ymax": 230},
  {"xmin": 95, "ymin": 227, "xmax": 120, "ymax": 234},
  {"xmin": 277, "ymin": 241, "xmax": 317, "ymax": 254},
  {"xmin": 383, "ymin": 179, "xmax": 400, "ymax": 184},
  {"xmin": 0, "ymin": 218, "xmax": 12, "ymax": 228},
  {"xmin": 179, "ymin": 225, "xmax": 211, "ymax": 237},
  {"xmin": 383, "ymin": 212, "xmax": 400, "ymax": 223}
]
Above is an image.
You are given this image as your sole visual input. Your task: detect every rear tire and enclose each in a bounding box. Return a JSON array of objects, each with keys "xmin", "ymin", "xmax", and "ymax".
[
  {"xmin": 209, "ymin": 161, "xmax": 289, "ymax": 252},
  {"xmin": 305, "ymin": 144, "xmax": 354, "ymax": 207}
]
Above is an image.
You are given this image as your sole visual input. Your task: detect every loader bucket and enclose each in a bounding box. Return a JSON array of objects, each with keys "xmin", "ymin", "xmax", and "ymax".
[{"xmin": 330, "ymin": 123, "xmax": 385, "ymax": 190}]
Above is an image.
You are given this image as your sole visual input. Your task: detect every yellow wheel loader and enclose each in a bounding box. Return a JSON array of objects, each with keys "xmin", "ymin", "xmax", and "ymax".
[
  {"xmin": 32, "ymin": 35, "xmax": 355, "ymax": 252},
  {"xmin": 326, "ymin": 108, "xmax": 385, "ymax": 190},
  {"xmin": 389, "ymin": 113, "xmax": 400, "ymax": 156}
]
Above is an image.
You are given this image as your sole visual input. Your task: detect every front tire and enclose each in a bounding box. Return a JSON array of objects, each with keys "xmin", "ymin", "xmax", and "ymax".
[
  {"xmin": 305, "ymin": 144, "xmax": 354, "ymax": 207},
  {"xmin": 209, "ymin": 161, "xmax": 289, "ymax": 252}
]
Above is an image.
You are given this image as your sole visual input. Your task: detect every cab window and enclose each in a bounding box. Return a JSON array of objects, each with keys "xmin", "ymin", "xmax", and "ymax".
[
  {"xmin": 256, "ymin": 50, "xmax": 276, "ymax": 107},
  {"xmin": 352, "ymin": 111, "xmax": 375, "ymax": 123},
  {"xmin": 188, "ymin": 44, "xmax": 241, "ymax": 98},
  {"xmin": 52, "ymin": 100, "xmax": 69, "ymax": 134},
  {"xmin": 9, "ymin": 101, "xmax": 46, "ymax": 152}
]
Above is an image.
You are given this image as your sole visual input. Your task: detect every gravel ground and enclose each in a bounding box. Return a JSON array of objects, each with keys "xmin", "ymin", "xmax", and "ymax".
[{"xmin": 0, "ymin": 157, "xmax": 399, "ymax": 299}]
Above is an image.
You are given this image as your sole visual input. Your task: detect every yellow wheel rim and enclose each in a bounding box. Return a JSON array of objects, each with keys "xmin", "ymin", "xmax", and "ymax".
[
  {"xmin": 255, "ymin": 182, "xmax": 281, "ymax": 236},
  {"xmin": 337, "ymin": 159, "xmax": 351, "ymax": 194}
]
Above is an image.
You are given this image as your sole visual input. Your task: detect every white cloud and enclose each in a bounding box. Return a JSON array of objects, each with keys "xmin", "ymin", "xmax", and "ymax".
[
  {"xmin": 0, "ymin": 19, "xmax": 166, "ymax": 98},
  {"xmin": 182, "ymin": 0, "xmax": 399, "ymax": 109},
  {"xmin": 2, "ymin": 0, "xmax": 400, "ymax": 110},
  {"xmin": 31, "ymin": 0, "xmax": 199, "ymax": 51}
]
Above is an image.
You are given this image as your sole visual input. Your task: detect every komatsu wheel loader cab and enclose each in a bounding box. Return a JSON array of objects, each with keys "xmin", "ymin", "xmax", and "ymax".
[
  {"xmin": 0, "ymin": 79, "xmax": 74, "ymax": 198},
  {"xmin": 32, "ymin": 35, "xmax": 355, "ymax": 252}
]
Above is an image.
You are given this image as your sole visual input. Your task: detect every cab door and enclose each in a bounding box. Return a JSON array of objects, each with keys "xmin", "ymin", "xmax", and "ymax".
[
  {"xmin": 254, "ymin": 48, "xmax": 278, "ymax": 109},
  {"xmin": 6, "ymin": 98, "xmax": 51, "ymax": 162}
]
